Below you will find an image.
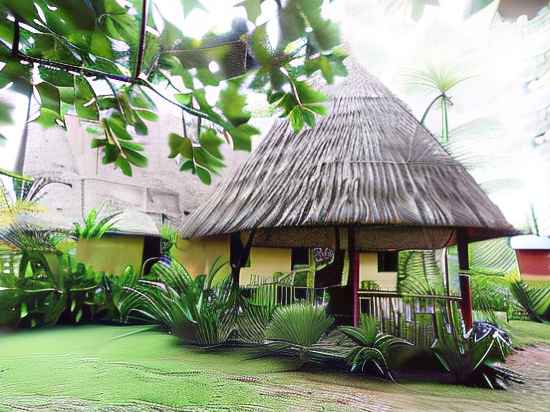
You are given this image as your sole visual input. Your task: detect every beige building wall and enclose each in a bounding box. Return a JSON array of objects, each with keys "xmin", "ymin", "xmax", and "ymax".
[{"xmin": 359, "ymin": 252, "xmax": 397, "ymax": 290}]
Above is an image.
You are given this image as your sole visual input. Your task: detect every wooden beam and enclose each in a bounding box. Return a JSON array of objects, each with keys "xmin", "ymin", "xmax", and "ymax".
[
  {"xmin": 349, "ymin": 227, "xmax": 360, "ymax": 326},
  {"xmin": 230, "ymin": 230, "xmax": 255, "ymax": 286},
  {"xmin": 456, "ymin": 228, "xmax": 473, "ymax": 330}
]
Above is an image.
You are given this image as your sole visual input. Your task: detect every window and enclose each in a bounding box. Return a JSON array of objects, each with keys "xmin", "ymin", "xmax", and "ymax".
[
  {"xmin": 377, "ymin": 251, "xmax": 398, "ymax": 272},
  {"xmin": 291, "ymin": 247, "xmax": 309, "ymax": 269}
]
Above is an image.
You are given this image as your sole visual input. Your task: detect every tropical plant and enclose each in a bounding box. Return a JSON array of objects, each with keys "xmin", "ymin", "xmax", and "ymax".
[
  {"xmin": 509, "ymin": 280, "xmax": 550, "ymax": 323},
  {"xmin": 73, "ymin": 208, "xmax": 121, "ymax": 239},
  {"xmin": 95, "ymin": 265, "xmax": 140, "ymax": 322},
  {"xmin": 398, "ymin": 250, "xmax": 445, "ymax": 295},
  {"xmin": 336, "ymin": 316, "xmax": 413, "ymax": 380},
  {"xmin": 0, "ymin": 251, "xmax": 102, "ymax": 328},
  {"xmin": 0, "ymin": 1, "xmax": 345, "ymax": 182},
  {"xmin": 159, "ymin": 224, "xmax": 178, "ymax": 256},
  {"xmin": 263, "ymin": 303, "xmax": 334, "ymax": 362},
  {"xmin": 431, "ymin": 308, "xmax": 522, "ymax": 389},
  {"xmin": 119, "ymin": 257, "xmax": 237, "ymax": 346}
]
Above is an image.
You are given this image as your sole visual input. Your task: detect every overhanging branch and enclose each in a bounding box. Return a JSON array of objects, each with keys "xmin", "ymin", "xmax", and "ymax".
[
  {"xmin": 13, "ymin": 52, "xmax": 212, "ymax": 121},
  {"xmin": 134, "ymin": 0, "xmax": 148, "ymax": 79}
]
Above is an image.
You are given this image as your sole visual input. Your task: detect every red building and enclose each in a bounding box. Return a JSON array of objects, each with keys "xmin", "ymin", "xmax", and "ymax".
[{"xmin": 511, "ymin": 235, "xmax": 550, "ymax": 280}]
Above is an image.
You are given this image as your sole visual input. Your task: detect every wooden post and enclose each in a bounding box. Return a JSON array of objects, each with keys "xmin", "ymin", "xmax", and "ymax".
[
  {"xmin": 349, "ymin": 227, "xmax": 360, "ymax": 326},
  {"xmin": 230, "ymin": 230, "xmax": 255, "ymax": 286},
  {"xmin": 456, "ymin": 229, "xmax": 473, "ymax": 331}
]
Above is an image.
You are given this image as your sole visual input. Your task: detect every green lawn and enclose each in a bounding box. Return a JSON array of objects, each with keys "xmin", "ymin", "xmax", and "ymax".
[
  {"xmin": 0, "ymin": 322, "xmax": 549, "ymax": 411},
  {"xmin": 509, "ymin": 320, "xmax": 550, "ymax": 347}
]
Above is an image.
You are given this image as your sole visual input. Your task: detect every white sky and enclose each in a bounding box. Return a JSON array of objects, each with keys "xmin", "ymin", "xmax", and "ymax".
[{"xmin": 1, "ymin": 0, "xmax": 548, "ymax": 231}]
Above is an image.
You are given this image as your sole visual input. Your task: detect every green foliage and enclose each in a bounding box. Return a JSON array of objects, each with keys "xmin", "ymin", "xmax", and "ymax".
[
  {"xmin": 398, "ymin": 250, "xmax": 445, "ymax": 295},
  {"xmin": 337, "ymin": 316, "xmax": 413, "ymax": 380},
  {"xmin": 509, "ymin": 280, "xmax": 550, "ymax": 323},
  {"xmin": 159, "ymin": 224, "xmax": 178, "ymax": 255},
  {"xmin": 73, "ymin": 208, "xmax": 121, "ymax": 239},
  {"xmin": 263, "ymin": 303, "xmax": 334, "ymax": 361},
  {"xmin": 0, "ymin": 0, "xmax": 345, "ymax": 182},
  {"xmin": 119, "ymin": 258, "xmax": 238, "ymax": 346},
  {"xmin": 431, "ymin": 308, "xmax": 521, "ymax": 389}
]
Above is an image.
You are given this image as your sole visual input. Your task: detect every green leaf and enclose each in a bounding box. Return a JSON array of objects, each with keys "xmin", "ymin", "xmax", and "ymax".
[
  {"xmin": 49, "ymin": 0, "xmax": 97, "ymax": 31},
  {"xmin": 289, "ymin": 107, "xmax": 304, "ymax": 133},
  {"xmin": 90, "ymin": 31, "xmax": 113, "ymax": 59},
  {"xmin": 199, "ymin": 128, "xmax": 224, "ymax": 159},
  {"xmin": 0, "ymin": 59, "xmax": 32, "ymax": 94},
  {"xmin": 34, "ymin": 82, "xmax": 64, "ymax": 128},
  {"xmin": 237, "ymin": 0, "xmax": 262, "ymax": 23},
  {"xmin": 228, "ymin": 124, "xmax": 259, "ymax": 151},
  {"xmin": 195, "ymin": 166, "xmax": 211, "ymax": 185},
  {"xmin": 74, "ymin": 77, "xmax": 99, "ymax": 121},
  {"xmin": 168, "ymin": 133, "xmax": 193, "ymax": 159},
  {"xmin": 250, "ymin": 24, "xmax": 274, "ymax": 66},
  {"xmin": 219, "ymin": 79, "xmax": 251, "ymax": 126},
  {"xmin": 175, "ymin": 93, "xmax": 193, "ymax": 106},
  {"xmin": 0, "ymin": 0, "xmax": 36, "ymax": 21},
  {"xmin": 197, "ymin": 68, "xmax": 219, "ymax": 86},
  {"xmin": 115, "ymin": 157, "xmax": 132, "ymax": 176}
]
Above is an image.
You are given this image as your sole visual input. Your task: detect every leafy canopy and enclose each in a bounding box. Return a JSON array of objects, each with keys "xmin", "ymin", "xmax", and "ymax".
[{"xmin": 0, "ymin": 0, "xmax": 346, "ymax": 183}]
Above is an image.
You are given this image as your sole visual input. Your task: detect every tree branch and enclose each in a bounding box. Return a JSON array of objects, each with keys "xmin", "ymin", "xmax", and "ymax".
[
  {"xmin": 135, "ymin": 0, "xmax": 148, "ymax": 79},
  {"xmin": 14, "ymin": 52, "xmax": 214, "ymax": 121},
  {"xmin": 12, "ymin": 18, "xmax": 20, "ymax": 56},
  {"xmin": 420, "ymin": 93, "xmax": 445, "ymax": 125}
]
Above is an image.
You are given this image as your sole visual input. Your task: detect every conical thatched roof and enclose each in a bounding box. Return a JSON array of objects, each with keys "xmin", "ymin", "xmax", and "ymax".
[{"xmin": 180, "ymin": 62, "xmax": 517, "ymax": 250}]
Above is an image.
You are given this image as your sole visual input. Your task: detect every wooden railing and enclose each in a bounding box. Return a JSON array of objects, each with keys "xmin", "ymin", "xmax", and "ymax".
[
  {"xmin": 358, "ymin": 290, "xmax": 462, "ymax": 346},
  {"xmin": 0, "ymin": 251, "xmax": 21, "ymax": 276}
]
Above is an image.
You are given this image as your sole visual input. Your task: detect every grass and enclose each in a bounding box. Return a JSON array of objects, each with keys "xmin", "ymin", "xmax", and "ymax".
[
  {"xmin": 0, "ymin": 325, "xmax": 295, "ymax": 410},
  {"xmin": 508, "ymin": 320, "xmax": 550, "ymax": 347},
  {"xmin": 0, "ymin": 322, "xmax": 548, "ymax": 411}
]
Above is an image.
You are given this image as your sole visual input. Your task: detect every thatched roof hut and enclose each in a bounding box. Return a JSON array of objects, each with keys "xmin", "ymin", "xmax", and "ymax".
[{"xmin": 180, "ymin": 62, "xmax": 517, "ymax": 251}]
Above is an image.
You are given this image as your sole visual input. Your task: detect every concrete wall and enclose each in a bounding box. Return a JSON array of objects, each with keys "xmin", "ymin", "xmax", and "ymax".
[
  {"xmin": 359, "ymin": 252, "xmax": 397, "ymax": 290},
  {"xmin": 76, "ymin": 235, "xmax": 144, "ymax": 275}
]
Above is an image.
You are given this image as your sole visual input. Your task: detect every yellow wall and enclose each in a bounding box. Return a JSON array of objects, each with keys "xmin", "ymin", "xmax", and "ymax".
[
  {"xmin": 240, "ymin": 247, "xmax": 292, "ymax": 285},
  {"xmin": 76, "ymin": 235, "xmax": 144, "ymax": 275},
  {"xmin": 174, "ymin": 236, "xmax": 231, "ymax": 279},
  {"xmin": 359, "ymin": 252, "xmax": 397, "ymax": 290},
  {"xmin": 174, "ymin": 236, "xmax": 291, "ymax": 285}
]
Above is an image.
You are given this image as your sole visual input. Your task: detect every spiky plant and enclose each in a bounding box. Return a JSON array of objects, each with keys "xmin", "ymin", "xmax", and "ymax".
[
  {"xmin": 263, "ymin": 303, "xmax": 334, "ymax": 362},
  {"xmin": 119, "ymin": 257, "xmax": 237, "ymax": 347},
  {"xmin": 73, "ymin": 208, "xmax": 121, "ymax": 239},
  {"xmin": 336, "ymin": 316, "xmax": 413, "ymax": 380},
  {"xmin": 431, "ymin": 307, "xmax": 522, "ymax": 389},
  {"xmin": 509, "ymin": 280, "xmax": 550, "ymax": 323}
]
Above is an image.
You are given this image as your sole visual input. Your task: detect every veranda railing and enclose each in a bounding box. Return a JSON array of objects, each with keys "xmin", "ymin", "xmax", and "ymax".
[
  {"xmin": 358, "ymin": 290, "xmax": 462, "ymax": 346},
  {"xmin": 0, "ymin": 250, "xmax": 21, "ymax": 276}
]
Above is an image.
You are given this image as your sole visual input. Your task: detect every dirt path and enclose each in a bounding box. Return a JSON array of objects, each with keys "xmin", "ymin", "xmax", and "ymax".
[{"xmin": 252, "ymin": 345, "xmax": 550, "ymax": 411}]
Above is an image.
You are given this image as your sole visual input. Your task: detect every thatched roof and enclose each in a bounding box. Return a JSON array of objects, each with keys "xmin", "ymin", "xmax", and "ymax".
[{"xmin": 180, "ymin": 62, "xmax": 517, "ymax": 250}]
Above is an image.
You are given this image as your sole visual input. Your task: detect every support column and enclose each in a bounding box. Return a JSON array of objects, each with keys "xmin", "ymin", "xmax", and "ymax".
[
  {"xmin": 349, "ymin": 227, "xmax": 360, "ymax": 326},
  {"xmin": 456, "ymin": 229, "xmax": 473, "ymax": 331},
  {"xmin": 230, "ymin": 230, "xmax": 255, "ymax": 286}
]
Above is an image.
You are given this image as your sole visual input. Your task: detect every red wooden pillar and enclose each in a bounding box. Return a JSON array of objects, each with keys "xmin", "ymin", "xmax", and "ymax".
[
  {"xmin": 349, "ymin": 228, "xmax": 360, "ymax": 326},
  {"xmin": 457, "ymin": 229, "xmax": 473, "ymax": 331}
]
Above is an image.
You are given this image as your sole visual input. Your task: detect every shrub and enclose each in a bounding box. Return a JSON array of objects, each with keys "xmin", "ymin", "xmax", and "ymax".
[
  {"xmin": 119, "ymin": 258, "xmax": 237, "ymax": 347},
  {"xmin": 431, "ymin": 308, "xmax": 522, "ymax": 389},
  {"xmin": 337, "ymin": 316, "xmax": 413, "ymax": 380},
  {"xmin": 263, "ymin": 303, "xmax": 334, "ymax": 362}
]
